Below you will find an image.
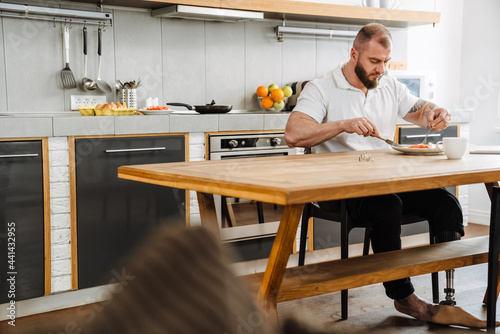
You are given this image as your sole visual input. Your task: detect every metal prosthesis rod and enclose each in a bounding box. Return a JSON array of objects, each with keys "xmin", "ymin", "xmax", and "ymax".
[{"xmin": 440, "ymin": 269, "xmax": 457, "ymax": 305}]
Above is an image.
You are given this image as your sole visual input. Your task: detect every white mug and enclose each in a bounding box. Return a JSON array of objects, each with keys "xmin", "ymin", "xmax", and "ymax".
[
  {"xmin": 379, "ymin": 0, "xmax": 397, "ymax": 9},
  {"xmin": 437, "ymin": 137, "xmax": 469, "ymax": 159},
  {"xmin": 362, "ymin": 0, "xmax": 379, "ymax": 8}
]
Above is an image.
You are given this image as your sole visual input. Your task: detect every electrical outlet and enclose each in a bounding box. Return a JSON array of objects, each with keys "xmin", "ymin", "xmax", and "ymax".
[
  {"xmin": 387, "ymin": 62, "xmax": 408, "ymax": 71},
  {"xmin": 71, "ymin": 95, "xmax": 107, "ymax": 110}
]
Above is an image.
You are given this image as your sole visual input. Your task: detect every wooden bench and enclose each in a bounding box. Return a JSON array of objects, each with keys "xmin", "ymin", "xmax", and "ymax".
[{"xmin": 242, "ymin": 236, "xmax": 491, "ymax": 303}]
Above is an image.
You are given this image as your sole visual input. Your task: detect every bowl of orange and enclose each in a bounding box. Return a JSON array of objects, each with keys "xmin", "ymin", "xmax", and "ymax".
[{"xmin": 256, "ymin": 84, "xmax": 291, "ymax": 112}]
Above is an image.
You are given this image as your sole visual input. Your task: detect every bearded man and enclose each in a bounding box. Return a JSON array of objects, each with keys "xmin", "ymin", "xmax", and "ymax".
[{"xmin": 285, "ymin": 23, "xmax": 466, "ymax": 325}]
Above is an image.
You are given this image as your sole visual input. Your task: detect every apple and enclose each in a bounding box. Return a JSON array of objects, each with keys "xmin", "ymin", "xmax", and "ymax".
[
  {"xmin": 268, "ymin": 83, "xmax": 279, "ymax": 93},
  {"xmin": 273, "ymin": 100, "xmax": 285, "ymax": 110},
  {"xmin": 282, "ymin": 85, "xmax": 293, "ymax": 98}
]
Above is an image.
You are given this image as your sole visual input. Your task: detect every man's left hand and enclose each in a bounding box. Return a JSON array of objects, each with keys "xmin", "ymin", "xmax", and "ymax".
[{"xmin": 427, "ymin": 106, "xmax": 451, "ymax": 131}]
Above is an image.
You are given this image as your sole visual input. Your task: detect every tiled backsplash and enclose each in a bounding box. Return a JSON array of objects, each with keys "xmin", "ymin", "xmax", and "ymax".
[{"xmin": 0, "ymin": 5, "xmax": 408, "ymax": 113}]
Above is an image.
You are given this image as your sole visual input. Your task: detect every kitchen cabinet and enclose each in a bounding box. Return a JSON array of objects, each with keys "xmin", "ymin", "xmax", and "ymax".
[
  {"xmin": 0, "ymin": 139, "xmax": 49, "ymax": 303},
  {"xmin": 396, "ymin": 124, "xmax": 459, "ymax": 146},
  {"xmin": 220, "ymin": 0, "xmax": 440, "ymax": 27},
  {"xmin": 69, "ymin": 0, "xmax": 440, "ymax": 27},
  {"xmin": 70, "ymin": 134, "xmax": 187, "ymax": 289}
]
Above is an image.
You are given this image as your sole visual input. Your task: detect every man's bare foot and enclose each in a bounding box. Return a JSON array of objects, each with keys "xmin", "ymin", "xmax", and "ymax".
[
  {"xmin": 431, "ymin": 305, "xmax": 491, "ymax": 328},
  {"xmin": 394, "ymin": 293, "xmax": 500, "ymax": 328},
  {"xmin": 394, "ymin": 293, "xmax": 436, "ymax": 322}
]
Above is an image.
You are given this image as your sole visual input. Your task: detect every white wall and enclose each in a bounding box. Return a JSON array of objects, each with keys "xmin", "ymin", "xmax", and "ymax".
[
  {"xmin": 406, "ymin": 0, "xmax": 464, "ymax": 109},
  {"xmin": 460, "ymin": 0, "xmax": 500, "ymax": 224}
]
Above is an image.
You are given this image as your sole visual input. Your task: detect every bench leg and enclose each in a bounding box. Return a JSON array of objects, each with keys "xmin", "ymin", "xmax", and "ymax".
[
  {"xmin": 482, "ymin": 263, "xmax": 500, "ymax": 305},
  {"xmin": 257, "ymin": 204, "xmax": 304, "ymax": 321},
  {"xmin": 432, "ymin": 272, "xmax": 440, "ymax": 304}
]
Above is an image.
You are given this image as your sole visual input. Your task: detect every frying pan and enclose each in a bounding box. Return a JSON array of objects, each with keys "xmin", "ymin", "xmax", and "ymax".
[{"xmin": 167, "ymin": 100, "xmax": 232, "ymax": 114}]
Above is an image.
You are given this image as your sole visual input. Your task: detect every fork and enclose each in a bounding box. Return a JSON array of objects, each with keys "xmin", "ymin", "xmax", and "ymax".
[{"xmin": 421, "ymin": 126, "xmax": 432, "ymax": 145}]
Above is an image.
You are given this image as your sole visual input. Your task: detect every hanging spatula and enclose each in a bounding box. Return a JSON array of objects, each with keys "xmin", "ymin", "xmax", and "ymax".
[{"xmin": 61, "ymin": 26, "xmax": 77, "ymax": 89}]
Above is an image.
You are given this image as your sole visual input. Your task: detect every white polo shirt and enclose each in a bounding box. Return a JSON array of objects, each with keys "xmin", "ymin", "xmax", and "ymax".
[{"xmin": 295, "ymin": 63, "xmax": 418, "ymax": 153}]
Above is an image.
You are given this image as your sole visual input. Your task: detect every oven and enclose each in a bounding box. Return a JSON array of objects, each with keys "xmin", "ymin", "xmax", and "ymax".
[{"xmin": 208, "ymin": 132, "xmax": 297, "ymax": 261}]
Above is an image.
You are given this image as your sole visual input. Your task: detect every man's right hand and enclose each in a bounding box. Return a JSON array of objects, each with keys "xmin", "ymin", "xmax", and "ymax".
[
  {"xmin": 285, "ymin": 112, "xmax": 380, "ymax": 148},
  {"xmin": 341, "ymin": 117, "xmax": 380, "ymax": 137}
]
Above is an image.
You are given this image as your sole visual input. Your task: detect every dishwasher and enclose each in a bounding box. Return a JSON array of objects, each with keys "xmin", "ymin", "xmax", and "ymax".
[{"xmin": 74, "ymin": 135, "xmax": 186, "ymax": 288}]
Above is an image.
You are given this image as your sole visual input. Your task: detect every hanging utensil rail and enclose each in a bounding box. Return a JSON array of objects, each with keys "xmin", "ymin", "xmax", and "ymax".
[{"xmin": 0, "ymin": 3, "xmax": 112, "ymax": 26}]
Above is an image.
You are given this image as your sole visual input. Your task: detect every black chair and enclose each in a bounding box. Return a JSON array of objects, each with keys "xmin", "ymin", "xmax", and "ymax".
[{"xmin": 298, "ymin": 201, "xmax": 439, "ymax": 320}]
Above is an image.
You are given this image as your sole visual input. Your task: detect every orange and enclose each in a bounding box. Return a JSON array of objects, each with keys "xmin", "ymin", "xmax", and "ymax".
[
  {"xmin": 256, "ymin": 85, "xmax": 269, "ymax": 98},
  {"xmin": 261, "ymin": 96, "xmax": 274, "ymax": 109},
  {"xmin": 270, "ymin": 88, "xmax": 285, "ymax": 102}
]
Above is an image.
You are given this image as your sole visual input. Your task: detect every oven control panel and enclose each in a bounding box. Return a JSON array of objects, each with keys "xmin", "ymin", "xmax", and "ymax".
[{"xmin": 210, "ymin": 132, "xmax": 289, "ymax": 152}]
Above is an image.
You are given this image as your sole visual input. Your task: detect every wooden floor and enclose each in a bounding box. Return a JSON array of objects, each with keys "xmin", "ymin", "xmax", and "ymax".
[
  {"xmin": 278, "ymin": 223, "xmax": 496, "ymax": 333},
  {"xmin": 278, "ymin": 264, "xmax": 495, "ymax": 333},
  {"xmin": 1, "ymin": 224, "xmax": 496, "ymax": 334}
]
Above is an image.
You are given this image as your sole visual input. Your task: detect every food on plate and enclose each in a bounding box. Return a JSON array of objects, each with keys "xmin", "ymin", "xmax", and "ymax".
[
  {"xmin": 146, "ymin": 105, "xmax": 169, "ymax": 111},
  {"xmin": 408, "ymin": 143, "xmax": 436, "ymax": 149}
]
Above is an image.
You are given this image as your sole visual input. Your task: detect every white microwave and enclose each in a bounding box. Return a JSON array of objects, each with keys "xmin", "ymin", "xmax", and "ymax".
[{"xmin": 386, "ymin": 70, "xmax": 437, "ymax": 102}]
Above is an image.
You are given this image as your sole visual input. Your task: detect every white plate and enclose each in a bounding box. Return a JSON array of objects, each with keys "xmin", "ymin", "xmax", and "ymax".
[
  {"xmin": 142, "ymin": 109, "xmax": 171, "ymax": 115},
  {"xmin": 391, "ymin": 146, "xmax": 444, "ymax": 155}
]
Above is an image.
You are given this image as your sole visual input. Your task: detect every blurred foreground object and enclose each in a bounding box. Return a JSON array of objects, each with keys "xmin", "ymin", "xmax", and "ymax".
[{"xmin": 16, "ymin": 226, "xmax": 278, "ymax": 334}]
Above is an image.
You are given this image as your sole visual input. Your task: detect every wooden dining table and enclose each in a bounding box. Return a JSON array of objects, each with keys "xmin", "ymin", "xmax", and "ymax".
[{"xmin": 118, "ymin": 149, "xmax": 500, "ymax": 329}]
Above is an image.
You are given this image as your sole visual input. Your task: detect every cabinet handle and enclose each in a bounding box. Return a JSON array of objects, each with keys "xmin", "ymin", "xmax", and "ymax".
[
  {"xmin": 0, "ymin": 153, "xmax": 39, "ymax": 158},
  {"xmin": 104, "ymin": 147, "xmax": 166, "ymax": 153},
  {"xmin": 404, "ymin": 134, "xmax": 441, "ymax": 139}
]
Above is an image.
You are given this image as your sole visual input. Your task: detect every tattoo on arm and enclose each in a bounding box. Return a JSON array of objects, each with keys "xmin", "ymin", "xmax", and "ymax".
[
  {"xmin": 408, "ymin": 99, "xmax": 425, "ymax": 113},
  {"xmin": 408, "ymin": 99, "xmax": 436, "ymax": 114}
]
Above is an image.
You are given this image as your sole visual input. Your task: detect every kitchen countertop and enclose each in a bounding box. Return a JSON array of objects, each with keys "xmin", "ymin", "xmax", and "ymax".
[
  {"xmin": 0, "ymin": 110, "xmax": 293, "ymax": 138},
  {"xmin": 0, "ymin": 109, "xmax": 473, "ymax": 138}
]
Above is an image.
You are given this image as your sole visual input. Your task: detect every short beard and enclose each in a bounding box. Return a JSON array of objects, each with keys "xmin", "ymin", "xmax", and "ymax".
[{"xmin": 354, "ymin": 62, "xmax": 380, "ymax": 89}]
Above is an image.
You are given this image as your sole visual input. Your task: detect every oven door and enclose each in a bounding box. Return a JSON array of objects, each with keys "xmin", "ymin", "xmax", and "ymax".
[
  {"xmin": 210, "ymin": 148, "xmax": 295, "ymax": 244},
  {"xmin": 210, "ymin": 149, "xmax": 294, "ymax": 160}
]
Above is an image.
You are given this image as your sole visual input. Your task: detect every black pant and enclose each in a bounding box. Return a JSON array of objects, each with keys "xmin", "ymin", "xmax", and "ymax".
[{"xmin": 319, "ymin": 188, "xmax": 464, "ymax": 300}]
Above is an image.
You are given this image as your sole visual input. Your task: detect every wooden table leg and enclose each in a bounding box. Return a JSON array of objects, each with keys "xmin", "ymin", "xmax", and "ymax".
[
  {"xmin": 196, "ymin": 192, "xmax": 220, "ymax": 236},
  {"xmin": 487, "ymin": 186, "xmax": 500, "ymax": 330},
  {"xmin": 257, "ymin": 203, "xmax": 304, "ymax": 321},
  {"xmin": 485, "ymin": 182, "xmax": 500, "ymax": 201}
]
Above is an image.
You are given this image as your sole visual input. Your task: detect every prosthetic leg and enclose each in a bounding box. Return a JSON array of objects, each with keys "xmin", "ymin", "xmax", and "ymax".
[
  {"xmin": 434, "ymin": 231, "xmax": 462, "ymax": 306},
  {"xmin": 440, "ymin": 269, "xmax": 456, "ymax": 305}
]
